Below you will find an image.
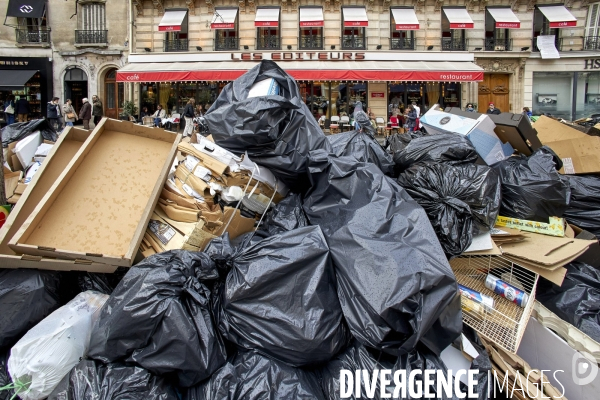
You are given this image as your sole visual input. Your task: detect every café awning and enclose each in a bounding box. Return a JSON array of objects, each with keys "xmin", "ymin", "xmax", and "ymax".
[
  {"xmin": 0, "ymin": 70, "xmax": 37, "ymax": 90},
  {"xmin": 538, "ymin": 5, "xmax": 577, "ymax": 28},
  {"xmin": 299, "ymin": 7, "xmax": 324, "ymax": 27},
  {"xmin": 487, "ymin": 7, "xmax": 521, "ymax": 29},
  {"xmin": 391, "ymin": 8, "xmax": 419, "ymax": 30},
  {"xmin": 443, "ymin": 7, "xmax": 474, "ymax": 29},
  {"xmin": 211, "ymin": 8, "xmax": 238, "ymax": 29},
  {"xmin": 343, "ymin": 7, "xmax": 368, "ymax": 27},
  {"xmin": 255, "ymin": 8, "xmax": 279, "ymax": 27},
  {"xmin": 6, "ymin": 0, "xmax": 45, "ymax": 18},
  {"xmin": 158, "ymin": 10, "xmax": 187, "ymax": 32},
  {"xmin": 116, "ymin": 60, "xmax": 483, "ymax": 82}
]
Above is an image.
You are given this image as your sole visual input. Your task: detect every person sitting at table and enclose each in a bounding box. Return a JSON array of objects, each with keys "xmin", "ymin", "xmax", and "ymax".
[{"xmin": 152, "ymin": 104, "xmax": 166, "ymax": 127}]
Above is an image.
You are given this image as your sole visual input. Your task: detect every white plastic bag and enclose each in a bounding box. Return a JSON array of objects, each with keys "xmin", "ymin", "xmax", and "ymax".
[{"xmin": 7, "ymin": 291, "xmax": 108, "ymax": 400}]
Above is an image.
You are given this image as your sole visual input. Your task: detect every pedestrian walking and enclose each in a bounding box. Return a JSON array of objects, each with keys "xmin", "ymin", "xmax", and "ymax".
[
  {"xmin": 3, "ymin": 95, "xmax": 15, "ymax": 125},
  {"xmin": 79, "ymin": 98, "xmax": 92, "ymax": 130},
  {"xmin": 406, "ymin": 105, "xmax": 417, "ymax": 132},
  {"xmin": 46, "ymin": 97, "xmax": 61, "ymax": 131},
  {"xmin": 63, "ymin": 99, "xmax": 76, "ymax": 127},
  {"xmin": 182, "ymin": 98, "xmax": 195, "ymax": 137},
  {"xmin": 15, "ymin": 96, "xmax": 29, "ymax": 122},
  {"xmin": 92, "ymin": 95, "xmax": 103, "ymax": 126}
]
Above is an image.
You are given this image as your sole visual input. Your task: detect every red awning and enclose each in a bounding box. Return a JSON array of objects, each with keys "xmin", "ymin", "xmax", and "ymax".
[
  {"xmin": 255, "ymin": 8, "xmax": 279, "ymax": 27},
  {"xmin": 158, "ymin": 10, "xmax": 187, "ymax": 32},
  {"xmin": 116, "ymin": 60, "xmax": 483, "ymax": 82},
  {"xmin": 538, "ymin": 6, "xmax": 577, "ymax": 28},
  {"xmin": 211, "ymin": 9, "xmax": 238, "ymax": 29},
  {"xmin": 487, "ymin": 7, "xmax": 521, "ymax": 29},
  {"xmin": 391, "ymin": 8, "xmax": 419, "ymax": 30},
  {"xmin": 443, "ymin": 8, "xmax": 474, "ymax": 29},
  {"xmin": 299, "ymin": 7, "xmax": 324, "ymax": 27},
  {"xmin": 343, "ymin": 7, "xmax": 368, "ymax": 27}
]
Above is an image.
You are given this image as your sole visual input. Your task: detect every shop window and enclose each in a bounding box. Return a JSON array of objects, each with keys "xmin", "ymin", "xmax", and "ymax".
[
  {"xmin": 484, "ymin": 9, "xmax": 511, "ymax": 51},
  {"xmin": 533, "ymin": 7, "xmax": 560, "ymax": 52},
  {"xmin": 576, "ymin": 72, "xmax": 600, "ymax": 119},
  {"xmin": 213, "ymin": 8, "xmax": 239, "ymax": 51},
  {"xmin": 334, "ymin": 82, "xmax": 368, "ymax": 116},
  {"xmin": 585, "ymin": 3, "xmax": 600, "ymax": 50},
  {"xmin": 442, "ymin": 83, "xmax": 461, "ymax": 108},
  {"xmin": 532, "ymin": 71, "xmax": 573, "ymax": 120},
  {"xmin": 299, "ymin": 7, "xmax": 324, "ymax": 50}
]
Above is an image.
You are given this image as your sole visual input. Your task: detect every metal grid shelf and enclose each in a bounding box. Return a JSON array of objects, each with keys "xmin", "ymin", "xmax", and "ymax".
[{"xmin": 450, "ymin": 255, "xmax": 539, "ymax": 354}]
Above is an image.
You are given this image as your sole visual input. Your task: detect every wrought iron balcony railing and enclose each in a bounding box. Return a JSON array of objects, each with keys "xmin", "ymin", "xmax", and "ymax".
[
  {"xmin": 256, "ymin": 36, "xmax": 280, "ymax": 50},
  {"xmin": 163, "ymin": 39, "xmax": 189, "ymax": 52},
  {"xmin": 485, "ymin": 38, "xmax": 513, "ymax": 51},
  {"xmin": 441, "ymin": 37, "xmax": 467, "ymax": 51},
  {"xmin": 298, "ymin": 35, "xmax": 323, "ymax": 50},
  {"xmin": 75, "ymin": 30, "xmax": 108, "ymax": 44},
  {"xmin": 16, "ymin": 27, "xmax": 50, "ymax": 44},
  {"xmin": 391, "ymin": 36, "xmax": 415, "ymax": 50},
  {"xmin": 215, "ymin": 37, "xmax": 239, "ymax": 51},
  {"xmin": 342, "ymin": 36, "xmax": 366, "ymax": 50}
]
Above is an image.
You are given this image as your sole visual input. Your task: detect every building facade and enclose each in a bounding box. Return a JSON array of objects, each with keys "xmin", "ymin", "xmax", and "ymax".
[{"xmin": 0, "ymin": 0, "xmax": 130, "ymax": 120}]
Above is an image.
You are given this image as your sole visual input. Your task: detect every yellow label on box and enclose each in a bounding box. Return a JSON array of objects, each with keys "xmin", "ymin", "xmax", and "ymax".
[{"xmin": 495, "ymin": 216, "xmax": 565, "ymax": 237}]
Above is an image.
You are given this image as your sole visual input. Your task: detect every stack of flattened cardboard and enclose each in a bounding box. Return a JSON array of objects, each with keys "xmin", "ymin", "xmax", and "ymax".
[
  {"xmin": 139, "ymin": 134, "xmax": 288, "ymax": 258},
  {"xmin": 5, "ymin": 119, "xmax": 180, "ymax": 271},
  {"xmin": 481, "ymin": 336, "xmax": 568, "ymax": 399}
]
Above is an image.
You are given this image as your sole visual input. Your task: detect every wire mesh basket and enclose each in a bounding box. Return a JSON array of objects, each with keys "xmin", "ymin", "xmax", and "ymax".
[{"xmin": 450, "ymin": 255, "xmax": 539, "ymax": 354}]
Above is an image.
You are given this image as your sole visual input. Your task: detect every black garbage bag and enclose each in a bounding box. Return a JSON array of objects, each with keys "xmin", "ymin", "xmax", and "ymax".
[
  {"xmin": 214, "ymin": 226, "xmax": 349, "ymax": 366},
  {"xmin": 87, "ymin": 250, "xmax": 227, "ymax": 387},
  {"xmin": 397, "ymin": 163, "xmax": 502, "ymax": 257},
  {"xmin": 494, "ymin": 146, "xmax": 571, "ymax": 222},
  {"xmin": 262, "ymin": 193, "xmax": 308, "ymax": 236},
  {"xmin": 0, "ymin": 269, "xmax": 61, "ymax": 351},
  {"xmin": 327, "ymin": 129, "xmax": 394, "ymax": 176},
  {"xmin": 185, "ymin": 351, "xmax": 325, "ymax": 400},
  {"xmin": 1, "ymin": 119, "xmax": 57, "ymax": 147},
  {"xmin": 0, "ymin": 351, "xmax": 14, "ymax": 400},
  {"xmin": 303, "ymin": 151, "xmax": 461, "ymax": 355},
  {"xmin": 460, "ymin": 326, "xmax": 492, "ymax": 400},
  {"xmin": 395, "ymin": 133, "xmax": 479, "ymax": 171},
  {"xmin": 563, "ymin": 175, "xmax": 600, "ymax": 238},
  {"xmin": 385, "ymin": 132, "xmax": 413, "ymax": 154},
  {"xmin": 536, "ymin": 261, "xmax": 600, "ymax": 343},
  {"xmin": 318, "ymin": 341, "xmax": 398, "ymax": 400},
  {"xmin": 48, "ymin": 359, "xmax": 178, "ymax": 400},
  {"xmin": 204, "ymin": 60, "xmax": 330, "ymax": 190},
  {"xmin": 58, "ymin": 269, "xmax": 127, "ymax": 305},
  {"xmin": 393, "ymin": 345, "xmax": 458, "ymax": 400}
]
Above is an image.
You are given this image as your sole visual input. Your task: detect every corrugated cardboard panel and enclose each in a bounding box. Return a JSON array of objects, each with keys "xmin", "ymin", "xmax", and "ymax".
[
  {"xmin": 9, "ymin": 119, "xmax": 181, "ymax": 267},
  {"xmin": 499, "ymin": 232, "xmax": 592, "ymax": 267}
]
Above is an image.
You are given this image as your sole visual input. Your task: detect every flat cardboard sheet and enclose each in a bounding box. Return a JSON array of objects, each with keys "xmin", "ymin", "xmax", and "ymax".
[
  {"xmin": 9, "ymin": 119, "xmax": 180, "ymax": 267},
  {"xmin": 534, "ymin": 116, "xmax": 600, "ymax": 174},
  {"xmin": 499, "ymin": 232, "xmax": 593, "ymax": 268}
]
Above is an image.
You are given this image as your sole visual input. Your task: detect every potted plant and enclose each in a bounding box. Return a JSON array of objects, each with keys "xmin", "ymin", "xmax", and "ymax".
[{"xmin": 119, "ymin": 101, "xmax": 138, "ymax": 121}]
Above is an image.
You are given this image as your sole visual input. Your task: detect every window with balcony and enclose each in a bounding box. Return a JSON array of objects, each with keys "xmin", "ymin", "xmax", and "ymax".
[
  {"xmin": 533, "ymin": 6, "xmax": 576, "ymax": 52},
  {"xmin": 77, "ymin": 1, "xmax": 107, "ymax": 45},
  {"xmin": 484, "ymin": 7, "xmax": 520, "ymax": 51},
  {"xmin": 299, "ymin": 7, "xmax": 324, "ymax": 50},
  {"xmin": 342, "ymin": 7, "xmax": 368, "ymax": 50},
  {"xmin": 533, "ymin": 7, "xmax": 560, "ymax": 51},
  {"xmin": 390, "ymin": 8, "xmax": 418, "ymax": 50},
  {"xmin": 441, "ymin": 7, "xmax": 473, "ymax": 51},
  {"xmin": 158, "ymin": 9, "xmax": 189, "ymax": 52},
  {"xmin": 16, "ymin": 16, "xmax": 50, "ymax": 45},
  {"xmin": 255, "ymin": 7, "xmax": 280, "ymax": 50},
  {"xmin": 585, "ymin": 3, "xmax": 600, "ymax": 51},
  {"xmin": 6, "ymin": 0, "xmax": 50, "ymax": 45},
  {"xmin": 212, "ymin": 8, "xmax": 239, "ymax": 51}
]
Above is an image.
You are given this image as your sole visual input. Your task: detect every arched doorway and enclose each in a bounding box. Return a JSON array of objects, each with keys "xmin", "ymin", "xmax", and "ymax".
[
  {"xmin": 64, "ymin": 67, "xmax": 88, "ymax": 120},
  {"xmin": 104, "ymin": 68, "xmax": 123, "ymax": 119}
]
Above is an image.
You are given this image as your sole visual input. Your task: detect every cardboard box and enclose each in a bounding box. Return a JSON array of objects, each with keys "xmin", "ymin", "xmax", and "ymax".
[
  {"xmin": 445, "ymin": 107, "xmax": 542, "ymax": 155},
  {"xmin": 9, "ymin": 119, "xmax": 181, "ymax": 267},
  {"xmin": 496, "ymin": 216, "xmax": 566, "ymax": 237},
  {"xmin": 421, "ymin": 106, "xmax": 513, "ymax": 165},
  {"xmin": 534, "ymin": 116, "xmax": 600, "ymax": 174},
  {"xmin": 0, "ymin": 126, "xmax": 116, "ymax": 272}
]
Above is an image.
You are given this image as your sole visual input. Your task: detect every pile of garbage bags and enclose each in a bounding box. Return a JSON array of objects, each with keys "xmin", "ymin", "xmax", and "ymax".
[{"xmin": 4, "ymin": 60, "xmax": 600, "ymax": 400}]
